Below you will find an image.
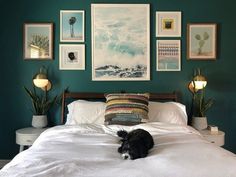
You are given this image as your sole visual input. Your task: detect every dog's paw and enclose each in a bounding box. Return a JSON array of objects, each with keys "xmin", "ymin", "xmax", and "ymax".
[{"xmin": 117, "ymin": 130, "xmax": 128, "ymax": 138}]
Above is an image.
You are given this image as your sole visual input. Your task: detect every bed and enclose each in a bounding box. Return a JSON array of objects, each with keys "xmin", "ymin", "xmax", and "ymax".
[{"xmin": 1, "ymin": 91, "xmax": 236, "ymax": 177}]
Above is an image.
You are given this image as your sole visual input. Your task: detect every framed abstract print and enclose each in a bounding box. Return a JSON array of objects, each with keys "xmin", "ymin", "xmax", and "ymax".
[
  {"xmin": 91, "ymin": 4, "xmax": 150, "ymax": 81},
  {"xmin": 59, "ymin": 44, "xmax": 85, "ymax": 70},
  {"xmin": 156, "ymin": 40, "xmax": 181, "ymax": 71},
  {"xmin": 187, "ymin": 23, "xmax": 217, "ymax": 60},
  {"xmin": 156, "ymin": 11, "xmax": 181, "ymax": 37},
  {"xmin": 23, "ymin": 23, "xmax": 53, "ymax": 60},
  {"xmin": 60, "ymin": 10, "xmax": 85, "ymax": 42}
]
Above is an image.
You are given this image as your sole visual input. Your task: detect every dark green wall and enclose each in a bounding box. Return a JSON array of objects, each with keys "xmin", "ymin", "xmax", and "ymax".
[{"xmin": 0, "ymin": 0, "xmax": 236, "ymax": 159}]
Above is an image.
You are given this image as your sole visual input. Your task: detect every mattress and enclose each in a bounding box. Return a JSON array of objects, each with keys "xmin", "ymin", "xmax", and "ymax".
[{"xmin": 1, "ymin": 122, "xmax": 236, "ymax": 177}]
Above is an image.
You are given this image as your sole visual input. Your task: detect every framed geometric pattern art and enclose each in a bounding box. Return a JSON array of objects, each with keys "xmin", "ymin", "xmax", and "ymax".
[{"xmin": 156, "ymin": 40, "xmax": 181, "ymax": 71}]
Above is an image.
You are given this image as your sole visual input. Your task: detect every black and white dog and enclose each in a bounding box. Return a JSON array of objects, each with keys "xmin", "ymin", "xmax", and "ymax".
[{"xmin": 117, "ymin": 129, "xmax": 154, "ymax": 160}]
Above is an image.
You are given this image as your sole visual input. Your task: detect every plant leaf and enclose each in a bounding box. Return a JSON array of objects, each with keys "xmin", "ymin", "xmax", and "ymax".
[
  {"xmin": 195, "ymin": 34, "xmax": 201, "ymax": 40},
  {"xmin": 203, "ymin": 32, "xmax": 209, "ymax": 40},
  {"xmin": 199, "ymin": 40, "xmax": 205, "ymax": 48},
  {"xmin": 193, "ymin": 88, "xmax": 214, "ymax": 117},
  {"xmin": 24, "ymin": 86, "xmax": 58, "ymax": 115}
]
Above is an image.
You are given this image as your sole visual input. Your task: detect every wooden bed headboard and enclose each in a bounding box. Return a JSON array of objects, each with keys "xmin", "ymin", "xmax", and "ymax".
[{"xmin": 61, "ymin": 91, "xmax": 179, "ymax": 124}]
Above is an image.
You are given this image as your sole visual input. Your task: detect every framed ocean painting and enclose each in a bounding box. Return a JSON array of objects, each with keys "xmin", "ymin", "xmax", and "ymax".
[
  {"xmin": 91, "ymin": 4, "xmax": 150, "ymax": 81},
  {"xmin": 60, "ymin": 10, "xmax": 85, "ymax": 42},
  {"xmin": 187, "ymin": 23, "xmax": 217, "ymax": 60},
  {"xmin": 156, "ymin": 40, "xmax": 181, "ymax": 71},
  {"xmin": 23, "ymin": 23, "xmax": 53, "ymax": 60}
]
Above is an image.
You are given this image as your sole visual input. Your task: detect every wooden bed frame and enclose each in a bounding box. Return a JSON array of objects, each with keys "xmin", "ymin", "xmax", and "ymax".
[{"xmin": 61, "ymin": 91, "xmax": 179, "ymax": 124}]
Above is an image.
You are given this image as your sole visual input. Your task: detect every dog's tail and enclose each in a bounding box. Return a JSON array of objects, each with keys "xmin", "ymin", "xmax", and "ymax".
[{"xmin": 117, "ymin": 130, "xmax": 128, "ymax": 138}]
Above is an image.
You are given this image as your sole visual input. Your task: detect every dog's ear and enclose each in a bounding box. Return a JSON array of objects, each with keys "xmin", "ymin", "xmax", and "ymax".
[{"xmin": 117, "ymin": 130, "xmax": 128, "ymax": 139}]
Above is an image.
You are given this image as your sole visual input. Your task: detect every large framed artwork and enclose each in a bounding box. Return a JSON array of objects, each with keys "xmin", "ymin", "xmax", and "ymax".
[
  {"xmin": 23, "ymin": 23, "xmax": 53, "ymax": 60},
  {"xmin": 91, "ymin": 4, "xmax": 150, "ymax": 81},
  {"xmin": 60, "ymin": 10, "xmax": 85, "ymax": 42},
  {"xmin": 187, "ymin": 23, "xmax": 217, "ymax": 60},
  {"xmin": 156, "ymin": 11, "xmax": 181, "ymax": 37},
  {"xmin": 156, "ymin": 40, "xmax": 181, "ymax": 71},
  {"xmin": 59, "ymin": 44, "xmax": 85, "ymax": 70}
]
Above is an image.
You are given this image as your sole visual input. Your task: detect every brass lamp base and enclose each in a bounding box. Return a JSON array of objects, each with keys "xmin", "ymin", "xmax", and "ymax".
[{"xmin": 41, "ymin": 81, "xmax": 52, "ymax": 91}]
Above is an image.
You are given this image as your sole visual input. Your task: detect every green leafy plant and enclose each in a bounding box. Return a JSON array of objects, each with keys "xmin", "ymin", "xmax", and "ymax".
[
  {"xmin": 29, "ymin": 34, "xmax": 49, "ymax": 56},
  {"xmin": 192, "ymin": 88, "xmax": 214, "ymax": 117},
  {"xmin": 24, "ymin": 86, "xmax": 58, "ymax": 115},
  {"xmin": 190, "ymin": 68, "xmax": 214, "ymax": 117}
]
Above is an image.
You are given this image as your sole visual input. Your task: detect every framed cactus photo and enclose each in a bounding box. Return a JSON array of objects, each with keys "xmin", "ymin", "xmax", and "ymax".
[
  {"xmin": 187, "ymin": 23, "xmax": 217, "ymax": 60},
  {"xmin": 60, "ymin": 10, "xmax": 85, "ymax": 42},
  {"xmin": 23, "ymin": 23, "xmax": 53, "ymax": 60}
]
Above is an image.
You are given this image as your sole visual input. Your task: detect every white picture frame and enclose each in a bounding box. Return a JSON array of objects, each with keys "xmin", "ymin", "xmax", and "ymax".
[
  {"xmin": 91, "ymin": 4, "xmax": 150, "ymax": 81},
  {"xmin": 156, "ymin": 11, "xmax": 181, "ymax": 37},
  {"xmin": 156, "ymin": 40, "xmax": 181, "ymax": 71},
  {"xmin": 59, "ymin": 44, "xmax": 85, "ymax": 70},
  {"xmin": 60, "ymin": 10, "xmax": 85, "ymax": 42}
]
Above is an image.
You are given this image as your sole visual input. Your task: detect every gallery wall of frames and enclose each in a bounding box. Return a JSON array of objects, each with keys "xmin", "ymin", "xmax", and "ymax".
[{"xmin": 23, "ymin": 3, "xmax": 217, "ymax": 81}]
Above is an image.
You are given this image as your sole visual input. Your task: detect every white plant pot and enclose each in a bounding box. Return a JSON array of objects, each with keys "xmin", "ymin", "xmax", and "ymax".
[
  {"xmin": 192, "ymin": 117, "xmax": 208, "ymax": 130},
  {"xmin": 32, "ymin": 115, "xmax": 48, "ymax": 128}
]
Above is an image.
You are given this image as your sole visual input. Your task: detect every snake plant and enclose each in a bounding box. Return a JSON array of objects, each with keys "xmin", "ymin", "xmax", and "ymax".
[
  {"xmin": 24, "ymin": 86, "xmax": 58, "ymax": 115},
  {"xmin": 191, "ymin": 69, "xmax": 214, "ymax": 117},
  {"xmin": 192, "ymin": 88, "xmax": 214, "ymax": 117}
]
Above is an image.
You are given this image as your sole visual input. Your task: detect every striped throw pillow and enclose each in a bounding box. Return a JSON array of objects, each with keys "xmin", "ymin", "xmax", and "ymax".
[{"xmin": 104, "ymin": 93, "xmax": 149, "ymax": 125}]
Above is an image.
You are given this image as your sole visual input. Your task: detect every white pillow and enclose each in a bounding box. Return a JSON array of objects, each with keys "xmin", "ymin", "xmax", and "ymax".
[
  {"xmin": 148, "ymin": 101, "xmax": 188, "ymax": 125},
  {"xmin": 65, "ymin": 100, "xmax": 106, "ymax": 125}
]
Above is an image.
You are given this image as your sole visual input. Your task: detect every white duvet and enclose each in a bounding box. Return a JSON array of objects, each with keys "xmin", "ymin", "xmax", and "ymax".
[{"xmin": 1, "ymin": 122, "xmax": 236, "ymax": 177}]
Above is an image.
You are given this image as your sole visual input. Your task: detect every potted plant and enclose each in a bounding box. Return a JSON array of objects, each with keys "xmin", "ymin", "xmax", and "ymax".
[
  {"xmin": 190, "ymin": 70, "xmax": 214, "ymax": 130},
  {"xmin": 24, "ymin": 86, "xmax": 58, "ymax": 128}
]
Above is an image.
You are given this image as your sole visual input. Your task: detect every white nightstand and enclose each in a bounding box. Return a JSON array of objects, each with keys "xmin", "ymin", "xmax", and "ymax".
[
  {"xmin": 199, "ymin": 129, "xmax": 225, "ymax": 146},
  {"xmin": 16, "ymin": 127, "xmax": 47, "ymax": 152}
]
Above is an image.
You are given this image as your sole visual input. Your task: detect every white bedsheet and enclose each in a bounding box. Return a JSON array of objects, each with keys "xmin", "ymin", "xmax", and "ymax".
[{"xmin": 1, "ymin": 122, "xmax": 236, "ymax": 177}]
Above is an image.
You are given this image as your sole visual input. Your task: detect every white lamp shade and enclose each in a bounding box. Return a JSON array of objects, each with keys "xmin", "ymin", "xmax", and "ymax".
[
  {"xmin": 191, "ymin": 81, "xmax": 207, "ymax": 90},
  {"xmin": 33, "ymin": 79, "xmax": 49, "ymax": 88}
]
